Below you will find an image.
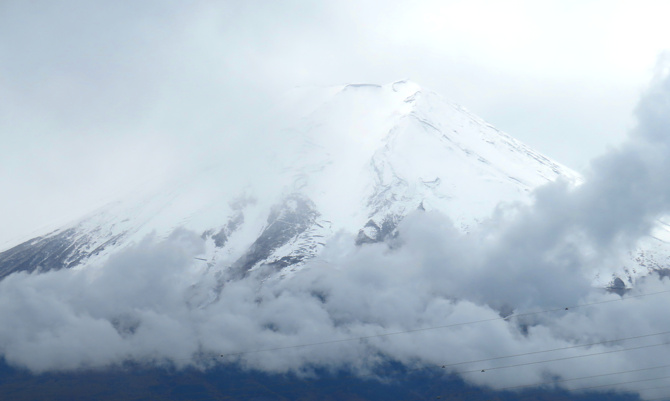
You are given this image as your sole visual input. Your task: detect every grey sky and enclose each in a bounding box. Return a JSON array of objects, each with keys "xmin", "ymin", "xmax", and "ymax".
[
  {"xmin": 3, "ymin": 3, "xmax": 670, "ymax": 398},
  {"xmin": 1, "ymin": 0, "xmax": 668, "ymax": 245}
]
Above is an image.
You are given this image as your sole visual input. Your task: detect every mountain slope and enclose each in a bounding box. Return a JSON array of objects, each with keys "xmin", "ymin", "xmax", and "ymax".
[{"xmin": 1, "ymin": 80, "xmax": 664, "ymax": 286}]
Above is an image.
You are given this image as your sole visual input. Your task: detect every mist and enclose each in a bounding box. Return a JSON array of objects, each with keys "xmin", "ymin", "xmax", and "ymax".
[
  {"xmin": 2, "ymin": 0, "xmax": 664, "ymax": 245},
  {"xmin": 1, "ymin": 58, "xmax": 670, "ymax": 399},
  {"xmin": 2, "ymin": 1, "xmax": 670, "ymax": 398}
]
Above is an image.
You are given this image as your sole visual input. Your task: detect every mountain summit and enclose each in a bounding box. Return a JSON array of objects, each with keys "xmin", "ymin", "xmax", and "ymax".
[{"xmin": 0, "ymin": 81, "xmax": 663, "ymax": 287}]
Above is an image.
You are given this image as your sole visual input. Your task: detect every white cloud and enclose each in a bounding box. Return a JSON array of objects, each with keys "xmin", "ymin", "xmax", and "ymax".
[
  {"xmin": 2, "ymin": 209, "xmax": 670, "ymax": 398},
  {"xmin": 1, "ymin": 3, "xmax": 670, "ymax": 399}
]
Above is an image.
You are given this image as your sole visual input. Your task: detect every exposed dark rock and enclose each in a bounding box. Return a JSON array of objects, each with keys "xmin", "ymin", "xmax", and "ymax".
[
  {"xmin": 229, "ymin": 194, "xmax": 319, "ymax": 278},
  {"xmin": 0, "ymin": 227, "xmax": 123, "ymax": 280},
  {"xmin": 202, "ymin": 212, "xmax": 245, "ymax": 248},
  {"xmin": 607, "ymin": 277, "xmax": 628, "ymax": 296},
  {"xmin": 355, "ymin": 216, "xmax": 398, "ymax": 245}
]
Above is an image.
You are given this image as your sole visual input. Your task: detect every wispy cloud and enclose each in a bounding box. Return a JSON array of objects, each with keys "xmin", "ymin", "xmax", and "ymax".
[
  {"xmin": 2, "ymin": 2, "xmax": 670, "ymax": 398},
  {"xmin": 2, "ymin": 57, "xmax": 670, "ymax": 399}
]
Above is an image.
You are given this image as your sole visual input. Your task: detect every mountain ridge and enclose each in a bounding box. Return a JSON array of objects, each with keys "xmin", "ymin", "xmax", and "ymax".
[{"xmin": 1, "ymin": 80, "xmax": 664, "ymax": 288}]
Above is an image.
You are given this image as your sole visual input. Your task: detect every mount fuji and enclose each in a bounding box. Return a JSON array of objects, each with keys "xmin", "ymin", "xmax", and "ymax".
[{"xmin": 1, "ymin": 80, "xmax": 667, "ymax": 292}]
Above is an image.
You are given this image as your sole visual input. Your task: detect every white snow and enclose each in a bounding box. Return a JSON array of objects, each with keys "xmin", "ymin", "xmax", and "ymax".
[{"xmin": 2, "ymin": 80, "xmax": 665, "ymax": 287}]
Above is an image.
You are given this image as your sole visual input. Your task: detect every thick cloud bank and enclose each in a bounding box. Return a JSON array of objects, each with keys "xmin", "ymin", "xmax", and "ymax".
[
  {"xmin": 3, "ymin": 60, "xmax": 670, "ymax": 399},
  {"xmin": 3, "ymin": 216, "xmax": 670, "ymax": 399}
]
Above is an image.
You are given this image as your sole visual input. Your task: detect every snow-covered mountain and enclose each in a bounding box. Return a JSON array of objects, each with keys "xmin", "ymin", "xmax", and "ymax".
[{"xmin": 0, "ymin": 80, "xmax": 666, "ymax": 287}]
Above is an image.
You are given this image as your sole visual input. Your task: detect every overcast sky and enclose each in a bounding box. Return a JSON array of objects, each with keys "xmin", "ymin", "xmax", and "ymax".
[
  {"xmin": 5, "ymin": 3, "xmax": 670, "ymax": 399},
  {"xmin": 1, "ymin": 0, "xmax": 669, "ymax": 245}
]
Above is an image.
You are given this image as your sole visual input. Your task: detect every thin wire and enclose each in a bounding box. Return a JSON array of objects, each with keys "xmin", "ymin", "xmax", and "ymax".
[
  {"xmin": 217, "ymin": 289, "xmax": 670, "ymax": 359},
  {"xmin": 457, "ymin": 341, "xmax": 670, "ymax": 375},
  {"xmin": 156, "ymin": 330, "xmax": 670, "ymax": 398},
  {"xmin": 119, "ymin": 363, "xmax": 670, "ymax": 401},
  {"xmin": 442, "ymin": 364, "xmax": 670, "ymax": 399},
  {"xmin": 500, "ymin": 373, "xmax": 670, "ymax": 401},
  {"xmin": 568, "ymin": 374, "xmax": 670, "ymax": 393},
  {"xmin": 203, "ymin": 338, "xmax": 670, "ymax": 398},
  {"xmin": 113, "ymin": 289, "xmax": 670, "ymax": 399},
  {"xmin": 636, "ymin": 383, "xmax": 670, "ymax": 393},
  {"xmin": 153, "ymin": 327, "xmax": 670, "ymax": 382},
  {"xmin": 129, "ymin": 289, "xmax": 670, "ymax": 396},
  {"xmin": 272, "ymin": 336, "xmax": 670, "ymax": 385},
  {"xmin": 438, "ymin": 329, "xmax": 670, "ymax": 371},
  {"xmin": 381, "ymin": 330, "xmax": 670, "ymax": 381},
  {"xmin": 304, "ymin": 341, "xmax": 670, "ymax": 398}
]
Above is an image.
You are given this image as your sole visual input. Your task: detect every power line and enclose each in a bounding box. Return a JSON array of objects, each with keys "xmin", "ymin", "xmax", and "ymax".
[
  {"xmin": 131, "ymin": 287, "xmax": 670, "ymax": 401},
  {"xmin": 442, "ymin": 363, "xmax": 670, "ymax": 399},
  {"xmin": 135, "ymin": 288, "xmax": 670, "ymax": 397},
  {"xmin": 158, "ymin": 327, "xmax": 670, "ymax": 380},
  {"xmin": 187, "ymin": 335, "xmax": 670, "ymax": 399},
  {"xmin": 217, "ymin": 289, "xmax": 670, "ymax": 359},
  {"xmin": 457, "ymin": 340, "xmax": 670, "ymax": 375},
  {"xmin": 117, "ymin": 362, "xmax": 670, "ymax": 401},
  {"xmin": 307, "ymin": 333, "xmax": 670, "ymax": 383},
  {"xmin": 111, "ymin": 289, "xmax": 670, "ymax": 399},
  {"xmin": 438, "ymin": 330, "xmax": 670, "ymax": 371},
  {"xmin": 489, "ymin": 373, "xmax": 670, "ymax": 401},
  {"xmin": 112, "ymin": 334, "xmax": 670, "ymax": 401},
  {"xmin": 304, "ymin": 341, "xmax": 670, "ymax": 399},
  {"xmin": 568, "ymin": 374, "xmax": 670, "ymax": 393},
  {"xmin": 635, "ymin": 383, "xmax": 670, "ymax": 393}
]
